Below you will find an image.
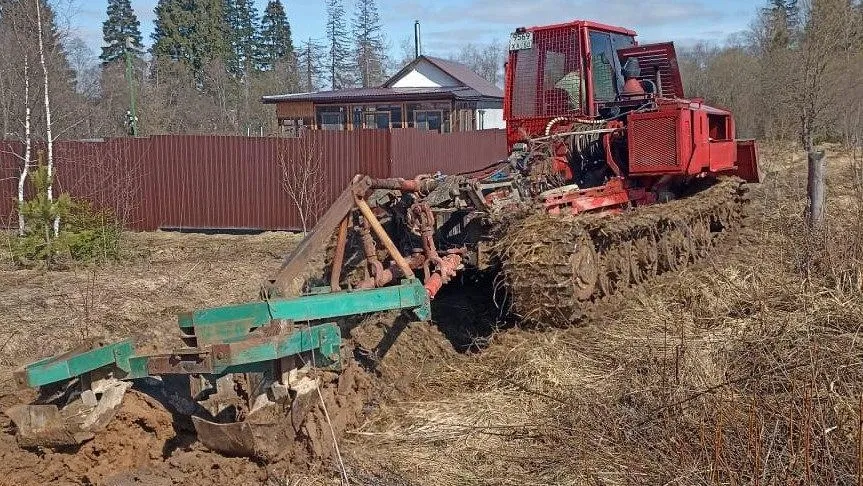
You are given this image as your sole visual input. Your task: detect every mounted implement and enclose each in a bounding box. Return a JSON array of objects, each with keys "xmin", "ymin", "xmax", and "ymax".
[
  {"xmin": 7, "ymin": 274, "xmax": 429, "ymax": 454},
  {"xmin": 7, "ymin": 18, "xmax": 759, "ymax": 454}
]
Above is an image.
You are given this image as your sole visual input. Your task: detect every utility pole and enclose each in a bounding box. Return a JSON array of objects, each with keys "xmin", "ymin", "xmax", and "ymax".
[
  {"xmin": 124, "ymin": 36, "xmax": 138, "ymax": 136},
  {"xmin": 414, "ymin": 20, "xmax": 421, "ymax": 59}
]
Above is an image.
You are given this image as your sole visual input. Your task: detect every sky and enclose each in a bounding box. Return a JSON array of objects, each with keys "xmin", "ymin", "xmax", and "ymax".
[{"xmin": 63, "ymin": 0, "xmax": 762, "ymax": 62}]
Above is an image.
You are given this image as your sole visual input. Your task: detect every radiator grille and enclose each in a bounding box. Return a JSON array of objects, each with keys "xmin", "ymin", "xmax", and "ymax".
[{"xmin": 628, "ymin": 115, "xmax": 679, "ymax": 172}]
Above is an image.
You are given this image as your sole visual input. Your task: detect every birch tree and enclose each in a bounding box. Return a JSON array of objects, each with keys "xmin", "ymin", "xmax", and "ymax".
[
  {"xmin": 35, "ymin": 0, "xmax": 58, "ymax": 236},
  {"xmin": 2, "ymin": 2, "xmax": 34, "ymax": 236},
  {"xmin": 18, "ymin": 53, "xmax": 32, "ymax": 236}
]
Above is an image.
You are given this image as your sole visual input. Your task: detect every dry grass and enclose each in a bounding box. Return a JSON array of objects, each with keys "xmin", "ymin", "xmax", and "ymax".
[
  {"xmin": 0, "ymin": 231, "xmax": 301, "ymax": 386},
  {"xmin": 346, "ymin": 145, "xmax": 863, "ymax": 485}
]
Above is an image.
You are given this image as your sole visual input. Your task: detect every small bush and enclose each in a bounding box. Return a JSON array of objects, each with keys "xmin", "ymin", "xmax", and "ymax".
[{"xmin": 63, "ymin": 201, "xmax": 122, "ymax": 263}]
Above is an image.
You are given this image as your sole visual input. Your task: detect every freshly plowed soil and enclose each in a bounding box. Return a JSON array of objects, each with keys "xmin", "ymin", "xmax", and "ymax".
[{"xmin": 1, "ymin": 391, "xmax": 177, "ymax": 485}]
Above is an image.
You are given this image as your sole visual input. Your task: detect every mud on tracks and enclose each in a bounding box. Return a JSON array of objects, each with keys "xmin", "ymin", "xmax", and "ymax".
[{"xmin": 495, "ymin": 177, "xmax": 752, "ymax": 326}]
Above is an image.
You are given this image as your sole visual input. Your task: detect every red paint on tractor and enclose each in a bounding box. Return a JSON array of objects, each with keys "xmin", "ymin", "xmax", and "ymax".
[{"xmin": 504, "ymin": 19, "xmax": 759, "ymax": 216}]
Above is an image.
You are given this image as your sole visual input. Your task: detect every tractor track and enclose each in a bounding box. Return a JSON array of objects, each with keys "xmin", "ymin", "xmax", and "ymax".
[
  {"xmin": 494, "ymin": 177, "xmax": 752, "ymax": 326},
  {"xmin": 310, "ymin": 177, "xmax": 752, "ymax": 329}
]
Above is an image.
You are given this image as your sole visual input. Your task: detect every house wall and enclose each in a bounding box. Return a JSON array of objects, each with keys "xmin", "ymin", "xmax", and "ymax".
[
  {"xmin": 476, "ymin": 108, "xmax": 505, "ymax": 129},
  {"xmin": 390, "ymin": 60, "xmax": 460, "ymax": 88},
  {"xmin": 276, "ymin": 101, "xmax": 314, "ymax": 119}
]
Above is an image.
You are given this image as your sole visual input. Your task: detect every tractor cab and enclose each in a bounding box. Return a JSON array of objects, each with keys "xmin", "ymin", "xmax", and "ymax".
[{"xmin": 504, "ymin": 20, "xmax": 685, "ymax": 146}]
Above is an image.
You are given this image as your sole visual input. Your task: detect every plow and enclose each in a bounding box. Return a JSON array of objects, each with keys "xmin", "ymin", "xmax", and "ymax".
[{"xmin": 5, "ymin": 19, "xmax": 760, "ymax": 456}]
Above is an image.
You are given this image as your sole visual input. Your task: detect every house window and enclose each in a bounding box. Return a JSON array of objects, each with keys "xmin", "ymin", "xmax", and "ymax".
[
  {"xmin": 414, "ymin": 110, "xmax": 444, "ymax": 132},
  {"xmin": 407, "ymin": 102, "xmax": 451, "ymax": 132},
  {"xmin": 320, "ymin": 113, "xmax": 343, "ymax": 130},
  {"xmin": 377, "ymin": 105, "xmax": 403, "ymax": 128},
  {"xmin": 316, "ymin": 106, "xmax": 346, "ymax": 130},
  {"xmin": 363, "ymin": 111, "xmax": 391, "ymax": 129},
  {"xmin": 349, "ymin": 105, "xmax": 402, "ymax": 129}
]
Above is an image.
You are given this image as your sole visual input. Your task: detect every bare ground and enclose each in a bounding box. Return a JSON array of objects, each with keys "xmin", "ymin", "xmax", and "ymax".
[
  {"xmin": 0, "ymin": 231, "xmax": 298, "ymax": 372},
  {"xmin": 2, "ymin": 146, "xmax": 862, "ymax": 485}
]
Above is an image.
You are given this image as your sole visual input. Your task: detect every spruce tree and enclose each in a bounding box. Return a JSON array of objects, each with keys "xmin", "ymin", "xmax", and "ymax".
[
  {"xmin": 352, "ymin": 0, "xmax": 386, "ymax": 87},
  {"xmin": 151, "ymin": 0, "xmax": 187, "ymax": 63},
  {"xmin": 259, "ymin": 0, "xmax": 294, "ymax": 71},
  {"xmin": 223, "ymin": 0, "xmax": 259, "ymax": 78},
  {"xmin": 326, "ymin": 0, "xmax": 353, "ymax": 89},
  {"xmin": 298, "ymin": 37, "xmax": 325, "ymax": 91},
  {"xmin": 100, "ymin": 0, "xmax": 143, "ymax": 65},
  {"xmin": 763, "ymin": 0, "xmax": 800, "ymax": 50},
  {"xmin": 151, "ymin": 0, "xmax": 226, "ymax": 75}
]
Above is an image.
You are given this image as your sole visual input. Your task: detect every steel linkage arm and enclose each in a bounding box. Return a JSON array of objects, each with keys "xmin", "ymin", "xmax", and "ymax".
[
  {"xmin": 270, "ymin": 175, "xmax": 441, "ymax": 297},
  {"xmin": 271, "ymin": 175, "xmax": 372, "ymax": 296}
]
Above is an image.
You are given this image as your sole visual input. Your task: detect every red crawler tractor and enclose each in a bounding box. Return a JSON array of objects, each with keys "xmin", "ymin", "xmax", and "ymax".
[
  {"xmin": 271, "ymin": 19, "xmax": 761, "ymax": 326},
  {"xmin": 7, "ymin": 19, "xmax": 760, "ymax": 454},
  {"xmin": 503, "ymin": 20, "xmax": 758, "ymax": 216}
]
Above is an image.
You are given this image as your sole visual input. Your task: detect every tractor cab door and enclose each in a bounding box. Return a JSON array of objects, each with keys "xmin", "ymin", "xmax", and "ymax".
[
  {"xmin": 587, "ymin": 31, "xmax": 621, "ymax": 104},
  {"xmin": 585, "ymin": 30, "xmax": 637, "ymax": 114}
]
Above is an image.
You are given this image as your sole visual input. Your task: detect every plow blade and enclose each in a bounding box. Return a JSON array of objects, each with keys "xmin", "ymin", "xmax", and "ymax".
[
  {"xmin": 192, "ymin": 415, "xmax": 280, "ymax": 458},
  {"xmin": 7, "ymin": 280, "xmax": 430, "ymax": 452},
  {"xmin": 5, "ymin": 404, "xmax": 91, "ymax": 448},
  {"xmin": 191, "ymin": 363, "xmax": 321, "ymax": 458},
  {"xmin": 192, "ymin": 373, "xmax": 319, "ymax": 459}
]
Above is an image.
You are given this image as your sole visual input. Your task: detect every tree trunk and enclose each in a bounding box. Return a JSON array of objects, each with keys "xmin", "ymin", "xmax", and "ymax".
[
  {"xmin": 806, "ymin": 149, "xmax": 827, "ymax": 228},
  {"xmin": 35, "ymin": 0, "xmax": 57, "ymax": 237},
  {"xmin": 18, "ymin": 53, "xmax": 32, "ymax": 236},
  {"xmin": 306, "ymin": 41, "xmax": 313, "ymax": 91}
]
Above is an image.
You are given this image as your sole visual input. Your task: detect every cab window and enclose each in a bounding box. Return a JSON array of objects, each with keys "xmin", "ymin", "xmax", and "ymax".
[{"xmin": 588, "ymin": 31, "xmax": 619, "ymax": 102}]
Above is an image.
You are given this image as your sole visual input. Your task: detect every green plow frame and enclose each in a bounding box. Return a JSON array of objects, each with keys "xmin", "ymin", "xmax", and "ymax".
[{"xmin": 14, "ymin": 279, "xmax": 430, "ymax": 390}]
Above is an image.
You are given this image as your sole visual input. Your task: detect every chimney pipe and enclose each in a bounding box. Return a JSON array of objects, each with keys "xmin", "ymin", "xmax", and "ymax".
[{"xmin": 414, "ymin": 20, "xmax": 422, "ymax": 59}]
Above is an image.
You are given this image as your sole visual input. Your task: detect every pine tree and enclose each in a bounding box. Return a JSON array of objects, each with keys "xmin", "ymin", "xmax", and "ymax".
[
  {"xmin": 351, "ymin": 0, "xmax": 386, "ymax": 87},
  {"xmin": 326, "ymin": 0, "xmax": 352, "ymax": 89},
  {"xmin": 100, "ymin": 0, "xmax": 143, "ymax": 65},
  {"xmin": 259, "ymin": 0, "xmax": 294, "ymax": 71},
  {"xmin": 223, "ymin": 0, "xmax": 259, "ymax": 78}
]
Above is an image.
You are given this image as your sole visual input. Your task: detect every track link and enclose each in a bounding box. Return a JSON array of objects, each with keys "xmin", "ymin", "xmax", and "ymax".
[{"xmin": 493, "ymin": 177, "xmax": 751, "ymax": 326}]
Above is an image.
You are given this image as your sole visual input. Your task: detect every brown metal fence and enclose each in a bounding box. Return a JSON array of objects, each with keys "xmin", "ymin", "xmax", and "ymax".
[
  {"xmin": 0, "ymin": 129, "xmax": 505, "ymax": 231},
  {"xmin": 390, "ymin": 129, "xmax": 507, "ymax": 177}
]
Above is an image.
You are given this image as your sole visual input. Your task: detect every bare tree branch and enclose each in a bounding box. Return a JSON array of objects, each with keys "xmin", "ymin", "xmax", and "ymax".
[{"xmin": 278, "ymin": 136, "xmax": 325, "ymax": 234}]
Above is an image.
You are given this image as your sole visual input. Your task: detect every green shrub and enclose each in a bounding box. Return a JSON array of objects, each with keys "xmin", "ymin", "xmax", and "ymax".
[
  {"xmin": 63, "ymin": 201, "xmax": 122, "ymax": 263},
  {"xmin": 13, "ymin": 165, "xmax": 122, "ymax": 267}
]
